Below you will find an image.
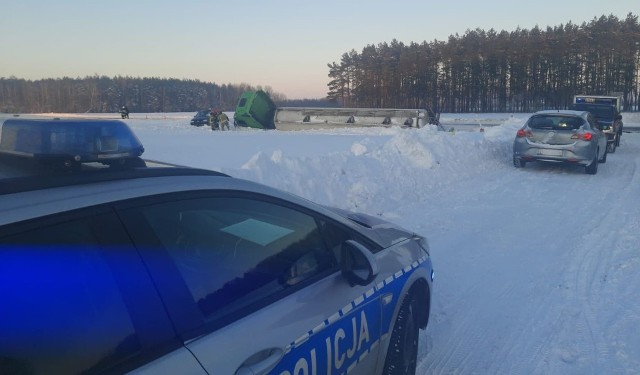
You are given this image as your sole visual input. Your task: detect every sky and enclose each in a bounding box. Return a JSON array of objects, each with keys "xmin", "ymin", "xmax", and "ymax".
[
  {"xmin": 9, "ymin": 110, "xmax": 639, "ymax": 373},
  {"xmin": 1, "ymin": 1, "xmax": 638, "ymax": 99}
]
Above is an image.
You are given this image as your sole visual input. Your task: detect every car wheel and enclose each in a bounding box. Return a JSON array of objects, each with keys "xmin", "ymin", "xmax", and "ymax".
[
  {"xmin": 600, "ymin": 148, "xmax": 607, "ymax": 163},
  {"xmin": 585, "ymin": 152, "xmax": 598, "ymax": 175},
  {"xmin": 382, "ymin": 293, "xmax": 419, "ymax": 375},
  {"xmin": 513, "ymin": 156, "xmax": 526, "ymax": 168},
  {"xmin": 607, "ymin": 140, "xmax": 616, "ymax": 154}
]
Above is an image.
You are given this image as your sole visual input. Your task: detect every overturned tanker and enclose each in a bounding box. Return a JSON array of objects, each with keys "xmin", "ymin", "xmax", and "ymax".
[
  {"xmin": 274, "ymin": 107, "xmax": 441, "ymax": 131},
  {"xmin": 233, "ymin": 90, "xmax": 441, "ymax": 130}
]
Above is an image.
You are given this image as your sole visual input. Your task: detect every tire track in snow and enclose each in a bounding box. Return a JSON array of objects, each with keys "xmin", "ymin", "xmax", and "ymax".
[
  {"xmin": 504, "ymin": 142, "xmax": 640, "ymax": 374},
  {"xmin": 420, "ymin": 162, "xmax": 595, "ymax": 374},
  {"xmin": 416, "ymin": 133, "xmax": 640, "ymax": 374},
  {"xmin": 564, "ymin": 141, "xmax": 640, "ymax": 373}
]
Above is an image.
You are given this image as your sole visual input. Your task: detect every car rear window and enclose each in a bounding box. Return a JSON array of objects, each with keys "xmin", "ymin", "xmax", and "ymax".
[{"xmin": 529, "ymin": 115, "xmax": 583, "ymax": 130}]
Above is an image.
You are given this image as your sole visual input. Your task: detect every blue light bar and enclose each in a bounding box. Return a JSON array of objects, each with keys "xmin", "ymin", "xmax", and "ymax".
[
  {"xmin": 0, "ymin": 119, "xmax": 144, "ymax": 164},
  {"xmin": 574, "ymin": 96, "xmax": 617, "ymax": 106}
]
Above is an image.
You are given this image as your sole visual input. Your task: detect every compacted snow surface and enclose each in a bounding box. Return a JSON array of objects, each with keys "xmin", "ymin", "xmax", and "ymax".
[{"xmin": 9, "ymin": 111, "xmax": 640, "ymax": 374}]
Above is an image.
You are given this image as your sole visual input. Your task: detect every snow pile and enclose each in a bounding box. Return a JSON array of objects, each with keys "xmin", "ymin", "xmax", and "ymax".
[{"xmin": 225, "ymin": 124, "xmax": 517, "ymax": 215}]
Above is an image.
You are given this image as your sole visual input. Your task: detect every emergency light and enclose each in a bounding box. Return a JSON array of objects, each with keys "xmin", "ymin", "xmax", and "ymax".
[{"xmin": 0, "ymin": 118, "xmax": 144, "ymax": 165}]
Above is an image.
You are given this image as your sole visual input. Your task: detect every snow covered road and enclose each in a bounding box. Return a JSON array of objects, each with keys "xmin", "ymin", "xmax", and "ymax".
[{"xmin": 412, "ymin": 130, "xmax": 640, "ymax": 374}]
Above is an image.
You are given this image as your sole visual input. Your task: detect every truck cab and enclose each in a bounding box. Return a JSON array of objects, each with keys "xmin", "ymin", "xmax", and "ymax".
[{"xmin": 571, "ymin": 95, "xmax": 624, "ymax": 153}]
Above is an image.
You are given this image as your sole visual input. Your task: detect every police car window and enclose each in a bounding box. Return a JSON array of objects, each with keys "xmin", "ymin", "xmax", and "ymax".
[
  {"xmin": 136, "ymin": 197, "xmax": 337, "ymax": 321},
  {"xmin": 0, "ymin": 220, "xmax": 140, "ymax": 375}
]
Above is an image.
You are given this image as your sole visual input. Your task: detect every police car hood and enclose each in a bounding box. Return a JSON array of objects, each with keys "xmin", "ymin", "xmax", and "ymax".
[{"xmin": 324, "ymin": 206, "xmax": 414, "ymax": 247}]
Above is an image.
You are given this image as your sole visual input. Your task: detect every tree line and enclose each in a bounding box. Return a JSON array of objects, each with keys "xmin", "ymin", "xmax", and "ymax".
[
  {"xmin": 0, "ymin": 76, "xmax": 302, "ymax": 114},
  {"xmin": 3, "ymin": 14, "xmax": 639, "ymax": 114},
  {"xmin": 327, "ymin": 13, "xmax": 640, "ymax": 112}
]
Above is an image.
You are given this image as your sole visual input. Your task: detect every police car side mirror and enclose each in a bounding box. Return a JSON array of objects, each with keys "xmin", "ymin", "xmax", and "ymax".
[{"xmin": 340, "ymin": 240, "xmax": 379, "ymax": 287}]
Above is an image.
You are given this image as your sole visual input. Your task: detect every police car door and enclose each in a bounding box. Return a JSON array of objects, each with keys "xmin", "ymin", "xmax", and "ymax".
[{"xmin": 118, "ymin": 193, "xmax": 383, "ymax": 375}]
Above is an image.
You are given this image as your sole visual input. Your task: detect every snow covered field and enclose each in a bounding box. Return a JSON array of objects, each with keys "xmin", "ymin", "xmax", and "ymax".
[{"xmin": 4, "ymin": 111, "xmax": 640, "ymax": 374}]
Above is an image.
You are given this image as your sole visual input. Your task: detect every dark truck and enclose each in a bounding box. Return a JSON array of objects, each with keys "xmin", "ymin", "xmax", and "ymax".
[{"xmin": 571, "ymin": 95, "xmax": 623, "ymax": 153}]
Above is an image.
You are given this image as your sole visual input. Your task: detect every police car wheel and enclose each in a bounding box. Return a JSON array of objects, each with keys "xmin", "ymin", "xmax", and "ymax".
[{"xmin": 382, "ymin": 293, "xmax": 419, "ymax": 375}]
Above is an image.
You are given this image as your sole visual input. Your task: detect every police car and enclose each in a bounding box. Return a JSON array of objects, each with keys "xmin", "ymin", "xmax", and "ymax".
[{"xmin": 0, "ymin": 118, "xmax": 434, "ymax": 375}]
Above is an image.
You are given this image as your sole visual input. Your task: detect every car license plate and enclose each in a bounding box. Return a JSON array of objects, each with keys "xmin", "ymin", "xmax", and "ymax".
[{"xmin": 539, "ymin": 149, "xmax": 562, "ymax": 156}]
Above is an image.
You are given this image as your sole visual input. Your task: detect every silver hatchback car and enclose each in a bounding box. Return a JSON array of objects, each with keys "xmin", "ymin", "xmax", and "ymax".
[{"xmin": 513, "ymin": 110, "xmax": 607, "ymax": 174}]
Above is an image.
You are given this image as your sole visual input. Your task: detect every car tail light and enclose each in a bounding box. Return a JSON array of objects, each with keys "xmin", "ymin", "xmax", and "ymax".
[
  {"xmin": 571, "ymin": 132, "xmax": 593, "ymax": 141},
  {"xmin": 516, "ymin": 129, "xmax": 532, "ymax": 138}
]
